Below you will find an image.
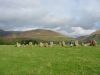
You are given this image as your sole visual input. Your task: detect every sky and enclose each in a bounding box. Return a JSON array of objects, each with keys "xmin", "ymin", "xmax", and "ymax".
[{"xmin": 0, "ymin": 0, "xmax": 100, "ymax": 37}]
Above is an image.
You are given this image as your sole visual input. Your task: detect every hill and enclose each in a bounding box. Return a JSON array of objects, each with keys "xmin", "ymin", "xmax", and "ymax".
[
  {"xmin": 77, "ymin": 30, "xmax": 100, "ymax": 44},
  {"xmin": 0, "ymin": 29, "xmax": 71, "ymax": 44},
  {"xmin": 18, "ymin": 29, "xmax": 70, "ymax": 41}
]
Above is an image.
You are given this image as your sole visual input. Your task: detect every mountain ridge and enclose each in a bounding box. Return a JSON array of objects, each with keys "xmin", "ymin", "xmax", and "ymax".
[
  {"xmin": 0, "ymin": 29, "xmax": 71, "ymax": 44},
  {"xmin": 77, "ymin": 30, "xmax": 100, "ymax": 44}
]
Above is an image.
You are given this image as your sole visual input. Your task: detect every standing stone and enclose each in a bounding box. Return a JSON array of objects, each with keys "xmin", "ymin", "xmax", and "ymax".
[
  {"xmin": 59, "ymin": 42, "xmax": 62, "ymax": 46},
  {"xmin": 90, "ymin": 40, "xmax": 97, "ymax": 46},
  {"xmin": 22, "ymin": 44, "xmax": 26, "ymax": 47},
  {"xmin": 29, "ymin": 42, "xmax": 33, "ymax": 47},
  {"xmin": 44, "ymin": 43, "xmax": 49, "ymax": 47},
  {"xmin": 93, "ymin": 40, "xmax": 97, "ymax": 46},
  {"xmin": 26, "ymin": 44, "xmax": 29, "ymax": 47},
  {"xmin": 49, "ymin": 42, "xmax": 54, "ymax": 47},
  {"xmin": 39, "ymin": 42, "xmax": 44, "ymax": 47},
  {"xmin": 74, "ymin": 40, "xmax": 79, "ymax": 46},
  {"xmin": 69, "ymin": 41, "xmax": 73, "ymax": 47},
  {"xmin": 70, "ymin": 43, "xmax": 73, "ymax": 47},
  {"xmin": 16, "ymin": 42, "xmax": 21, "ymax": 47},
  {"xmin": 81, "ymin": 42, "xmax": 89, "ymax": 46},
  {"xmin": 62, "ymin": 41, "xmax": 66, "ymax": 47},
  {"xmin": 81, "ymin": 42, "xmax": 85, "ymax": 46},
  {"xmin": 84, "ymin": 44, "xmax": 88, "ymax": 46}
]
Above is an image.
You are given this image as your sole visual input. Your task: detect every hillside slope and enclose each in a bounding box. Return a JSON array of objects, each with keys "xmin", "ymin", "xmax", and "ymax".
[
  {"xmin": 78, "ymin": 30, "xmax": 100, "ymax": 44},
  {"xmin": 0, "ymin": 29, "xmax": 71, "ymax": 44},
  {"xmin": 2, "ymin": 29, "xmax": 69, "ymax": 41}
]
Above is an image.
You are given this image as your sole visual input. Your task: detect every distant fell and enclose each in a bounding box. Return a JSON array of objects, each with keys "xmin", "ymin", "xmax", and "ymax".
[
  {"xmin": 0, "ymin": 29, "xmax": 72, "ymax": 44},
  {"xmin": 77, "ymin": 30, "xmax": 100, "ymax": 44}
]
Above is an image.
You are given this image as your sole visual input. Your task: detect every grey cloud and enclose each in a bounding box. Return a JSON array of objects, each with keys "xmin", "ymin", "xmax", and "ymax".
[
  {"xmin": 0, "ymin": 0, "xmax": 100, "ymax": 37},
  {"xmin": 0, "ymin": 0, "xmax": 40, "ymax": 8}
]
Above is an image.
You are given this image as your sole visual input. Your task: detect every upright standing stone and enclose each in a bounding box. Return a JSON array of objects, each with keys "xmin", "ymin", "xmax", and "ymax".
[
  {"xmin": 16, "ymin": 42, "xmax": 21, "ymax": 47},
  {"xmin": 74, "ymin": 40, "xmax": 79, "ymax": 46},
  {"xmin": 90, "ymin": 40, "xmax": 97, "ymax": 46},
  {"xmin": 22, "ymin": 44, "xmax": 26, "ymax": 47},
  {"xmin": 69, "ymin": 41, "xmax": 73, "ymax": 47},
  {"xmin": 29, "ymin": 42, "xmax": 33, "ymax": 47},
  {"xmin": 44, "ymin": 43, "xmax": 49, "ymax": 47},
  {"xmin": 59, "ymin": 42, "xmax": 62, "ymax": 46},
  {"xmin": 70, "ymin": 43, "xmax": 73, "ymax": 47},
  {"xmin": 81, "ymin": 42, "xmax": 85, "ymax": 46},
  {"xmin": 62, "ymin": 41, "xmax": 66, "ymax": 47},
  {"xmin": 49, "ymin": 42, "xmax": 54, "ymax": 47},
  {"xmin": 39, "ymin": 42, "xmax": 44, "ymax": 47},
  {"xmin": 93, "ymin": 40, "xmax": 97, "ymax": 46}
]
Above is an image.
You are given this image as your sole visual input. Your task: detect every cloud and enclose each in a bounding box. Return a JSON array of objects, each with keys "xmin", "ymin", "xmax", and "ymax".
[
  {"xmin": 0, "ymin": 0, "xmax": 100, "ymax": 37},
  {"xmin": 69, "ymin": 27, "xmax": 96, "ymax": 37},
  {"xmin": 13, "ymin": 27, "xmax": 38, "ymax": 31}
]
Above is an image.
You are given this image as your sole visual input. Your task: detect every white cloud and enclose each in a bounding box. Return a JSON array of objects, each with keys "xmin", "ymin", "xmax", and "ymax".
[
  {"xmin": 10, "ymin": 27, "xmax": 38, "ymax": 31},
  {"xmin": 70, "ymin": 27, "xmax": 96, "ymax": 37}
]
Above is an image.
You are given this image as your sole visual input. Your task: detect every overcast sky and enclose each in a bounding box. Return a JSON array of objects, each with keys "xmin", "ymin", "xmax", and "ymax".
[{"xmin": 0, "ymin": 0, "xmax": 100, "ymax": 37}]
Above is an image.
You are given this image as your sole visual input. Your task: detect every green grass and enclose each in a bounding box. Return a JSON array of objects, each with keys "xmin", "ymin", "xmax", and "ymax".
[{"xmin": 0, "ymin": 45, "xmax": 100, "ymax": 75}]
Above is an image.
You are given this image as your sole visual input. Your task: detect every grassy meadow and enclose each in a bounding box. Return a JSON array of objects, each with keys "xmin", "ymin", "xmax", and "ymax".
[{"xmin": 0, "ymin": 45, "xmax": 100, "ymax": 75}]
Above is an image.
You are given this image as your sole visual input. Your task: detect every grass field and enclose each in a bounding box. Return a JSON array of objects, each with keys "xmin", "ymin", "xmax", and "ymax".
[{"xmin": 0, "ymin": 45, "xmax": 100, "ymax": 75}]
